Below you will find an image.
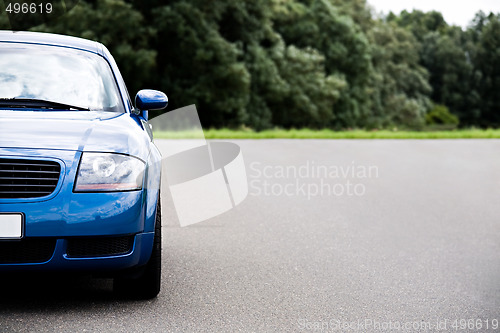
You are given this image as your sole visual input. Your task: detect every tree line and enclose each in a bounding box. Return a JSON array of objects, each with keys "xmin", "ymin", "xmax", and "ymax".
[{"xmin": 1, "ymin": 0, "xmax": 499, "ymax": 130}]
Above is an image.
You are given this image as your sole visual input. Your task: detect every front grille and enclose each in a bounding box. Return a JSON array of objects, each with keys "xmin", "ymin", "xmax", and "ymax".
[
  {"xmin": 0, "ymin": 238, "xmax": 56, "ymax": 264},
  {"xmin": 66, "ymin": 236, "xmax": 135, "ymax": 258},
  {"xmin": 0, "ymin": 158, "xmax": 61, "ymax": 199}
]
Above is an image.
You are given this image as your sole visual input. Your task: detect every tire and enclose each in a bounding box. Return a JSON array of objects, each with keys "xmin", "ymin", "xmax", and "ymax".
[{"xmin": 114, "ymin": 195, "xmax": 162, "ymax": 299}]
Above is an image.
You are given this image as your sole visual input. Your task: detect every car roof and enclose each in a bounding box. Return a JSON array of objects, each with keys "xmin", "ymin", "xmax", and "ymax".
[{"xmin": 0, "ymin": 30, "xmax": 102, "ymax": 55}]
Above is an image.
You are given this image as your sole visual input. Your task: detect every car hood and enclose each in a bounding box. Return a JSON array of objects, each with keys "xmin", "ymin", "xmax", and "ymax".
[{"xmin": 0, "ymin": 110, "xmax": 150, "ymax": 159}]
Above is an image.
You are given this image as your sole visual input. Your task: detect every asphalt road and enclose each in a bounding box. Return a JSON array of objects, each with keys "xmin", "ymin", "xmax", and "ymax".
[{"xmin": 0, "ymin": 140, "xmax": 499, "ymax": 332}]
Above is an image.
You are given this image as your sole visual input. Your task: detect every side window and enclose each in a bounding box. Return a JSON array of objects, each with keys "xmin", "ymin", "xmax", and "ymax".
[
  {"xmin": 121, "ymin": 82, "xmax": 134, "ymax": 112},
  {"xmin": 100, "ymin": 45, "xmax": 134, "ymax": 113}
]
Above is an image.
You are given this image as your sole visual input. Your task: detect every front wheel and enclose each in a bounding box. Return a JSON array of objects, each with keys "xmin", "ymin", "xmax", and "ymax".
[{"xmin": 114, "ymin": 195, "xmax": 162, "ymax": 299}]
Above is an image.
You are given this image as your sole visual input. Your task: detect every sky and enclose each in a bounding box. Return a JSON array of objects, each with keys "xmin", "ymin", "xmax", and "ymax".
[{"xmin": 367, "ymin": 0, "xmax": 500, "ymax": 27}]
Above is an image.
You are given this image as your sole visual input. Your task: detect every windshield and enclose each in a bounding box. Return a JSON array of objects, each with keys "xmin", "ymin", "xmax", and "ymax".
[{"xmin": 0, "ymin": 43, "xmax": 125, "ymax": 112}]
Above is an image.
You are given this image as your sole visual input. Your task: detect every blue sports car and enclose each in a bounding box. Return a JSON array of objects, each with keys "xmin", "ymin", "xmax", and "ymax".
[{"xmin": 0, "ymin": 31, "xmax": 167, "ymax": 299}]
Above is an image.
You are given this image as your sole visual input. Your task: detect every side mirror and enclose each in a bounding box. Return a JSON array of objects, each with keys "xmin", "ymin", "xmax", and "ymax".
[{"xmin": 134, "ymin": 89, "xmax": 168, "ymax": 120}]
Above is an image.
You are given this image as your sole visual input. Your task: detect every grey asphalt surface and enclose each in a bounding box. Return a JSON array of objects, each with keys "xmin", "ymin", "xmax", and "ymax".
[{"xmin": 0, "ymin": 139, "xmax": 499, "ymax": 332}]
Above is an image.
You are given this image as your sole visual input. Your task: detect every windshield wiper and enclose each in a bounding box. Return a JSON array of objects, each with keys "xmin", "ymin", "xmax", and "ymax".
[{"xmin": 0, "ymin": 98, "xmax": 90, "ymax": 111}]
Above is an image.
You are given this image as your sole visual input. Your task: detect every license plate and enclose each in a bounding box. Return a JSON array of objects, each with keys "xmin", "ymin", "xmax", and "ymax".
[{"xmin": 0, "ymin": 214, "xmax": 23, "ymax": 239}]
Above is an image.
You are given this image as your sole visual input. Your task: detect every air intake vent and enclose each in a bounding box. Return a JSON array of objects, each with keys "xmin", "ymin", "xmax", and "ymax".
[
  {"xmin": 66, "ymin": 236, "xmax": 135, "ymax": 258},
  {"xmin": 0, "ymin": 238, "xmax": 56, "ymax": 264},
  {"xmin": 0, "ymin": 158, "xmax": 61, "ymax": 199}
]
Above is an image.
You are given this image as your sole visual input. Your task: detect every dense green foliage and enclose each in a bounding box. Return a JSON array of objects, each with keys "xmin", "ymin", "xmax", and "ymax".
[
  {"xmin": 0, "ymin": 0, "xmax": 498, "ymax": 129},
  {"xmin": 425, "ymin": 104, "xmax": 459, "ymax": 130}
]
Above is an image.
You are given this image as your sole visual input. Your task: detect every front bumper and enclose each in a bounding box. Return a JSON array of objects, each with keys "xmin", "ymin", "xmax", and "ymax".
[
  {"xmin": 0, "ymin": 148, "xmax": 157, "ymax": 271},
  {"xmin": 0, "ymin": 232, "xmax": 154, "ymax": 272}
]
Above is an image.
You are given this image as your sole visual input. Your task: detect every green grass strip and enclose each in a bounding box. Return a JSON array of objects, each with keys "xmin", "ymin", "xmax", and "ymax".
[{"xmin": 153, "ymin": 128, "xmax": 500, "ymax": 139}]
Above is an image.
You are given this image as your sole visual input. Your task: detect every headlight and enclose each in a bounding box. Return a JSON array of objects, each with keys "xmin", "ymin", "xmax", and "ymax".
[{"xmin": 74, "ymin": 153, "xmax": 145, "ymax": 192}]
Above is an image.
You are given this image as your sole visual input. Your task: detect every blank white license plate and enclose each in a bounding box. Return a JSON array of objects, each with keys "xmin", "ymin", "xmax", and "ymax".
[{"xmin": 0, "ymin": 214, "xmax": 23, "ymax": 239}]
